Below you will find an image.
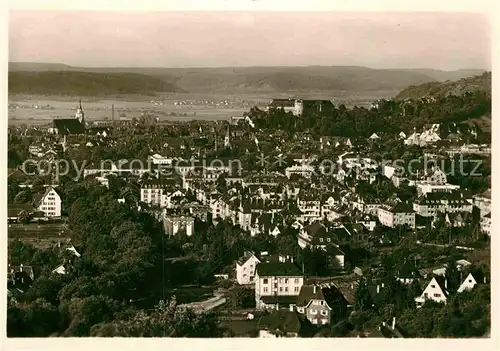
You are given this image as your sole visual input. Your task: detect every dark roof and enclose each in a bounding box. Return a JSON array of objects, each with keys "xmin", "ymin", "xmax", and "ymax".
[
  {"xmin": 52, "ymin": 118, "xmax": 85, "ymax": 135},
  {"xmin": 296, "ymin": 285, "xmax": 325, "ymax": 307},
  {"xmin": 256, "ymin": 262, "xmax": 303, "ymax": 277},
  {"xmin": 268, "ymin": 99, "xmax": 295, "ymax": 108},
  {"xmin": 258, "ymin": 310, "xmax": 302, "ymax": 334},
  {"xmin": 296, "ymin": 284, "xmax": 347, "ymax": 308},
  {"xmin": 237, "ymin": 251, "xmax": 259, "ymax": 265},
  {"xmin": 305, "ymin": 222, "xmax": 328, "ymax": 237},
  {"xmin": 260, "ymin": 295, "xmax": 299, "ymax": 305},
  {"xmin": 385, "ymin": 202, "xmax": 414, "ymax": 213}
]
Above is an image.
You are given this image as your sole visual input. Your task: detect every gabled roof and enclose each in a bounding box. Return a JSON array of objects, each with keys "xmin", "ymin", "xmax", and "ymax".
[
  {"xmin": 256, "ymin": 261, "xmax": 302, "ymax": 277},
  {"xmin": 237, "ymin": 251, "xmax": 260, "ymax": 266},
  {"xmin": 304, "ymin": 221, "xmax": 328, "ymax": 237},
  {"xmin": 32, "ymin": 186, "xmax": 61, "ymax": 207},
  {"xmin": 52, "ymin": 118, "xmax": 85, "ymax": 135}
]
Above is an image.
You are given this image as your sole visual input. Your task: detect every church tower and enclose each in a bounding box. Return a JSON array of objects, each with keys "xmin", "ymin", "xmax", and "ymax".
[
  {"xmin": 75, "ymin": 99, "xmax": 85, "ymax": 124},
  {"xmin": 224, "ymin": 126, "xmax": 231, "ymax": 148}
]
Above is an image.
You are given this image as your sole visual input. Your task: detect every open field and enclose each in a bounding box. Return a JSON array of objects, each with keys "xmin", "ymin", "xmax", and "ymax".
[{"xmin": 8, "ymin": 90, "xmax": 398, "ymax": 125}]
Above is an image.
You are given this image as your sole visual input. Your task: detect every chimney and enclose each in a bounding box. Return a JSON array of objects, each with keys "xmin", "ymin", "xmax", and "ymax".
[
  {"xmin": 289, "ymin": 304, "xmax": 294, "ymax": 312},
  {"xmin": 444, "ymin": 279, "xmax": 448, "ymax": 290},
  {"xmin": 392, "ymin": 317, "xmax": 396, "ymax": 330},
  {"xmin": 377, "ymin": 285, "xmax": 380, "ymax": 294},
  {"xmin": 20, "ymin": 264, "xmax": 23, "ymax": 272},
  {"xmin": 313, "ymin": 285, "xmax": 317, "ymax": 294},
  {"xmin": 381, "ymin": 282, "xmax": 384, "ymax": 288}
]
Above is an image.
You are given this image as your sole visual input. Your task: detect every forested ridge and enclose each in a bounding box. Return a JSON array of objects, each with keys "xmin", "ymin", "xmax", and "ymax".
[{"xmin": 8, "ymin": 71, "xmax": 184, "ymax": 96}]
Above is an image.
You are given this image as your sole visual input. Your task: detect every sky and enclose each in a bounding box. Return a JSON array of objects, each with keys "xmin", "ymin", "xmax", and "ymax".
[{"xmin": 8, "ymin": 11, "xmax": 492, "ymax": 70}]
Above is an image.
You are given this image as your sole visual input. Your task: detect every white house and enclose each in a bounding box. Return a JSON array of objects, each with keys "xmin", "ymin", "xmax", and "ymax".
[
  {"xmin": 415, "ymin": 276, "xmax": 448, "ymax": 307},
  {"xmin": 255, "ymin": 260, "xmax": 304, "ymax": 310},
  {"xmin": 481, "ymin": 213, "xmax": 491, "ymax": 235},
  {"xmin": 236, "ymin": 251, "xmax": 261, "ymax": 285},
  {"xmin": 457, "ymin": 273, "xmax": 479, "ymax": 293},
  {"xmin": 35, "ymin": 186, "xmax": 62, "ymax": 218},
  {"xmin": 378, "ymin": 202, "xmax": 415, "ymax": 229}
]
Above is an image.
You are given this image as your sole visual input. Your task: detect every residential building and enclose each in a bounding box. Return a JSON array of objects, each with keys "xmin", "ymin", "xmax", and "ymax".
[
  {"xmin": 297, "ymin": 190, "xmax": 322, "ymax": 222},
  {"xmin": 254, "ymin": 261, "xmax": 304, "ymax": 310},
  {"xmin": 413, "ymin": 191, "xmax": 473, "ymax": 218},
  {"xmin": 457, "ymin": 273, "xmax": 480, "ymax": 293},
  {"xmin": 266, "ymin": 99, "xmax": 296, "ymax": 114},
  {"xmin": 297, "ymin": 222, "xmax": 345, "ymax": 267},
  {"xmin": 295, "ymin": 284, "xmax": 348, "ymax": 325},
  {"xmin": 163, "ymin": 214, "xmax": 194, "ymax": 236},
  {"xmin": 285, "ymin": 164, "xmax": 315, "ymax": 179},
  {"xmin": 148, "ymin": 153, "xmax": 174, "ymax": 166},
  {"xmin": 236, "ymin": 251, "xmax": 261, "ymax": 285},
  {"xmin": 378, "ymin": 202, "xmax": 415, "ymax": 229},
  {"xmin": 415, "ymin": 276, "xmax": 448, "ymax": 307},
  {"xmin": 416, "ymin": 183, "xmax": 461, "ymax": 196},
  {"xmin": 34, "ymin": 186, "xmax": 62, "ymax": 218},
  {"xmin": 474, "ymin": 189, "xmax": 491, "ymax": 217},
  {"xmin": 480, "ymin": 213, "xmax": 491, "ymax": 236}
]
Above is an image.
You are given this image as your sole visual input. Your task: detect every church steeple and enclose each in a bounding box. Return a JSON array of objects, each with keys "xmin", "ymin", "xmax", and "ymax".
[
  {"xmin": 224, "ymin": 126, "xmax": 231, "ymax": 148},
  {"xmin": 75, "ymin": 99, "xmax": 84, "ymax": 124}
]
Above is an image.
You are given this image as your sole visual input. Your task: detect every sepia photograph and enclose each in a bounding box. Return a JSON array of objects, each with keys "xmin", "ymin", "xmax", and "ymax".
[{"xmin": 5, "ymin": 1, "xmax": 494, "ymax": 342}]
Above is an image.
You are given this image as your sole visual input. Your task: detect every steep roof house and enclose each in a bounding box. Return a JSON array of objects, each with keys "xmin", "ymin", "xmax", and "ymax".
[
  {"xmin": 295, "ymin": 284, "xmax": 349, "ymax": 326},
  {"xmin": 414, "ymin": 276, "xmax": 449, "ymax": 307},
  {"xmin": 236, "ymin": 251, "xmax": 261, "ymax": 285}
]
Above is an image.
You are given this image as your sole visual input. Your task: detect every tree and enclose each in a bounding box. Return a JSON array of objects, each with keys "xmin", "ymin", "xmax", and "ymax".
[
  {"xmin": 354, "ymin": 279, "xmax": 374, "ymax": 312},
  {"xmin": 7, "ymin": 298, "xmax": 60, "ymax": 337},
  {"xmin": 228, "ymin": 286, "xmax": 254, "ymax": 309},
  {"xmin": 14, "ymin": 189, "xmax": 32, "ymax": 204}
]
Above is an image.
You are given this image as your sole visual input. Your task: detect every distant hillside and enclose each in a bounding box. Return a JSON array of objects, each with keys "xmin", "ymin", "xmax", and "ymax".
[
  {"xmin": 8, "ymin": 62, "xmax": 486, "ymax": 95},
  {"xmin": 8, "ymin": 71, "xmax": 184, "ymax": 96},
  {"xmin": 395, "ymin": 72, "xmax": 491, "ymax": 100}
]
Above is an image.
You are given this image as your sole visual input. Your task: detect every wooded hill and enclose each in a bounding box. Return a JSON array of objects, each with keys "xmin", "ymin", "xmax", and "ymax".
[
  {"xmin": 9, "ymin": 62, "xmax": 485, "ymax": 95},
  {"xmin": 8, "ymin": 71, "xmax": 185, "ymax": 96}
]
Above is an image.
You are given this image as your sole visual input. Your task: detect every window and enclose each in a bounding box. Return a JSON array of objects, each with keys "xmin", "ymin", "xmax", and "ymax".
[
  {"xmin": 424, "ymin": 293, "xmax": 428, "ymax": 298},
  {"xmin": 263, "ymin": 279, "xmax": 268, "ymax": 284},
  {"xmin": 327, "ymin": 238, "xmax": 331, "ymax": 242},
  {"xmin": 285, "ymin": 287, "xmax": 288, "ymax": 292},
  {"xmin": 279, "ymin": 287, "xmax": 283, "ymax": 292},
  {"xmin": 294, "ymin": 287, "xmax": 299, "ymax": 292},
  {"xmin": 319, "ymin": 238, "xmax": 323, "ymax": 242},
  {"xmin": 311, "ymin": 309, "xmax": 317, "ymax": 314},
  {"xmin": 434, "ymin": 293, "xmax": 441, "ymax": 298},
  {"xmin": 279, "ymin": 279, "xmax": 283, "ymax": 284},
  {"xmin": 294, "ymin": 278, "xmax": 299, "ymax": 284},
  {"xmin": 285, "ymin": 278, "xmax": 289, "ymax": 284},
  {"xmin": 263, "ymin": 287, "xmax": 268, "ymax": 293},
  {"xmin": 321, "ymin": 310, "xmax": 328, "ymax": 316},
  {"xmin": 431, "ymin": 285, "xmax": 435, "ymax": 288},
  {"xmin": 320, "ymin": 301, "xmax": 325, "ymax": 306}
]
